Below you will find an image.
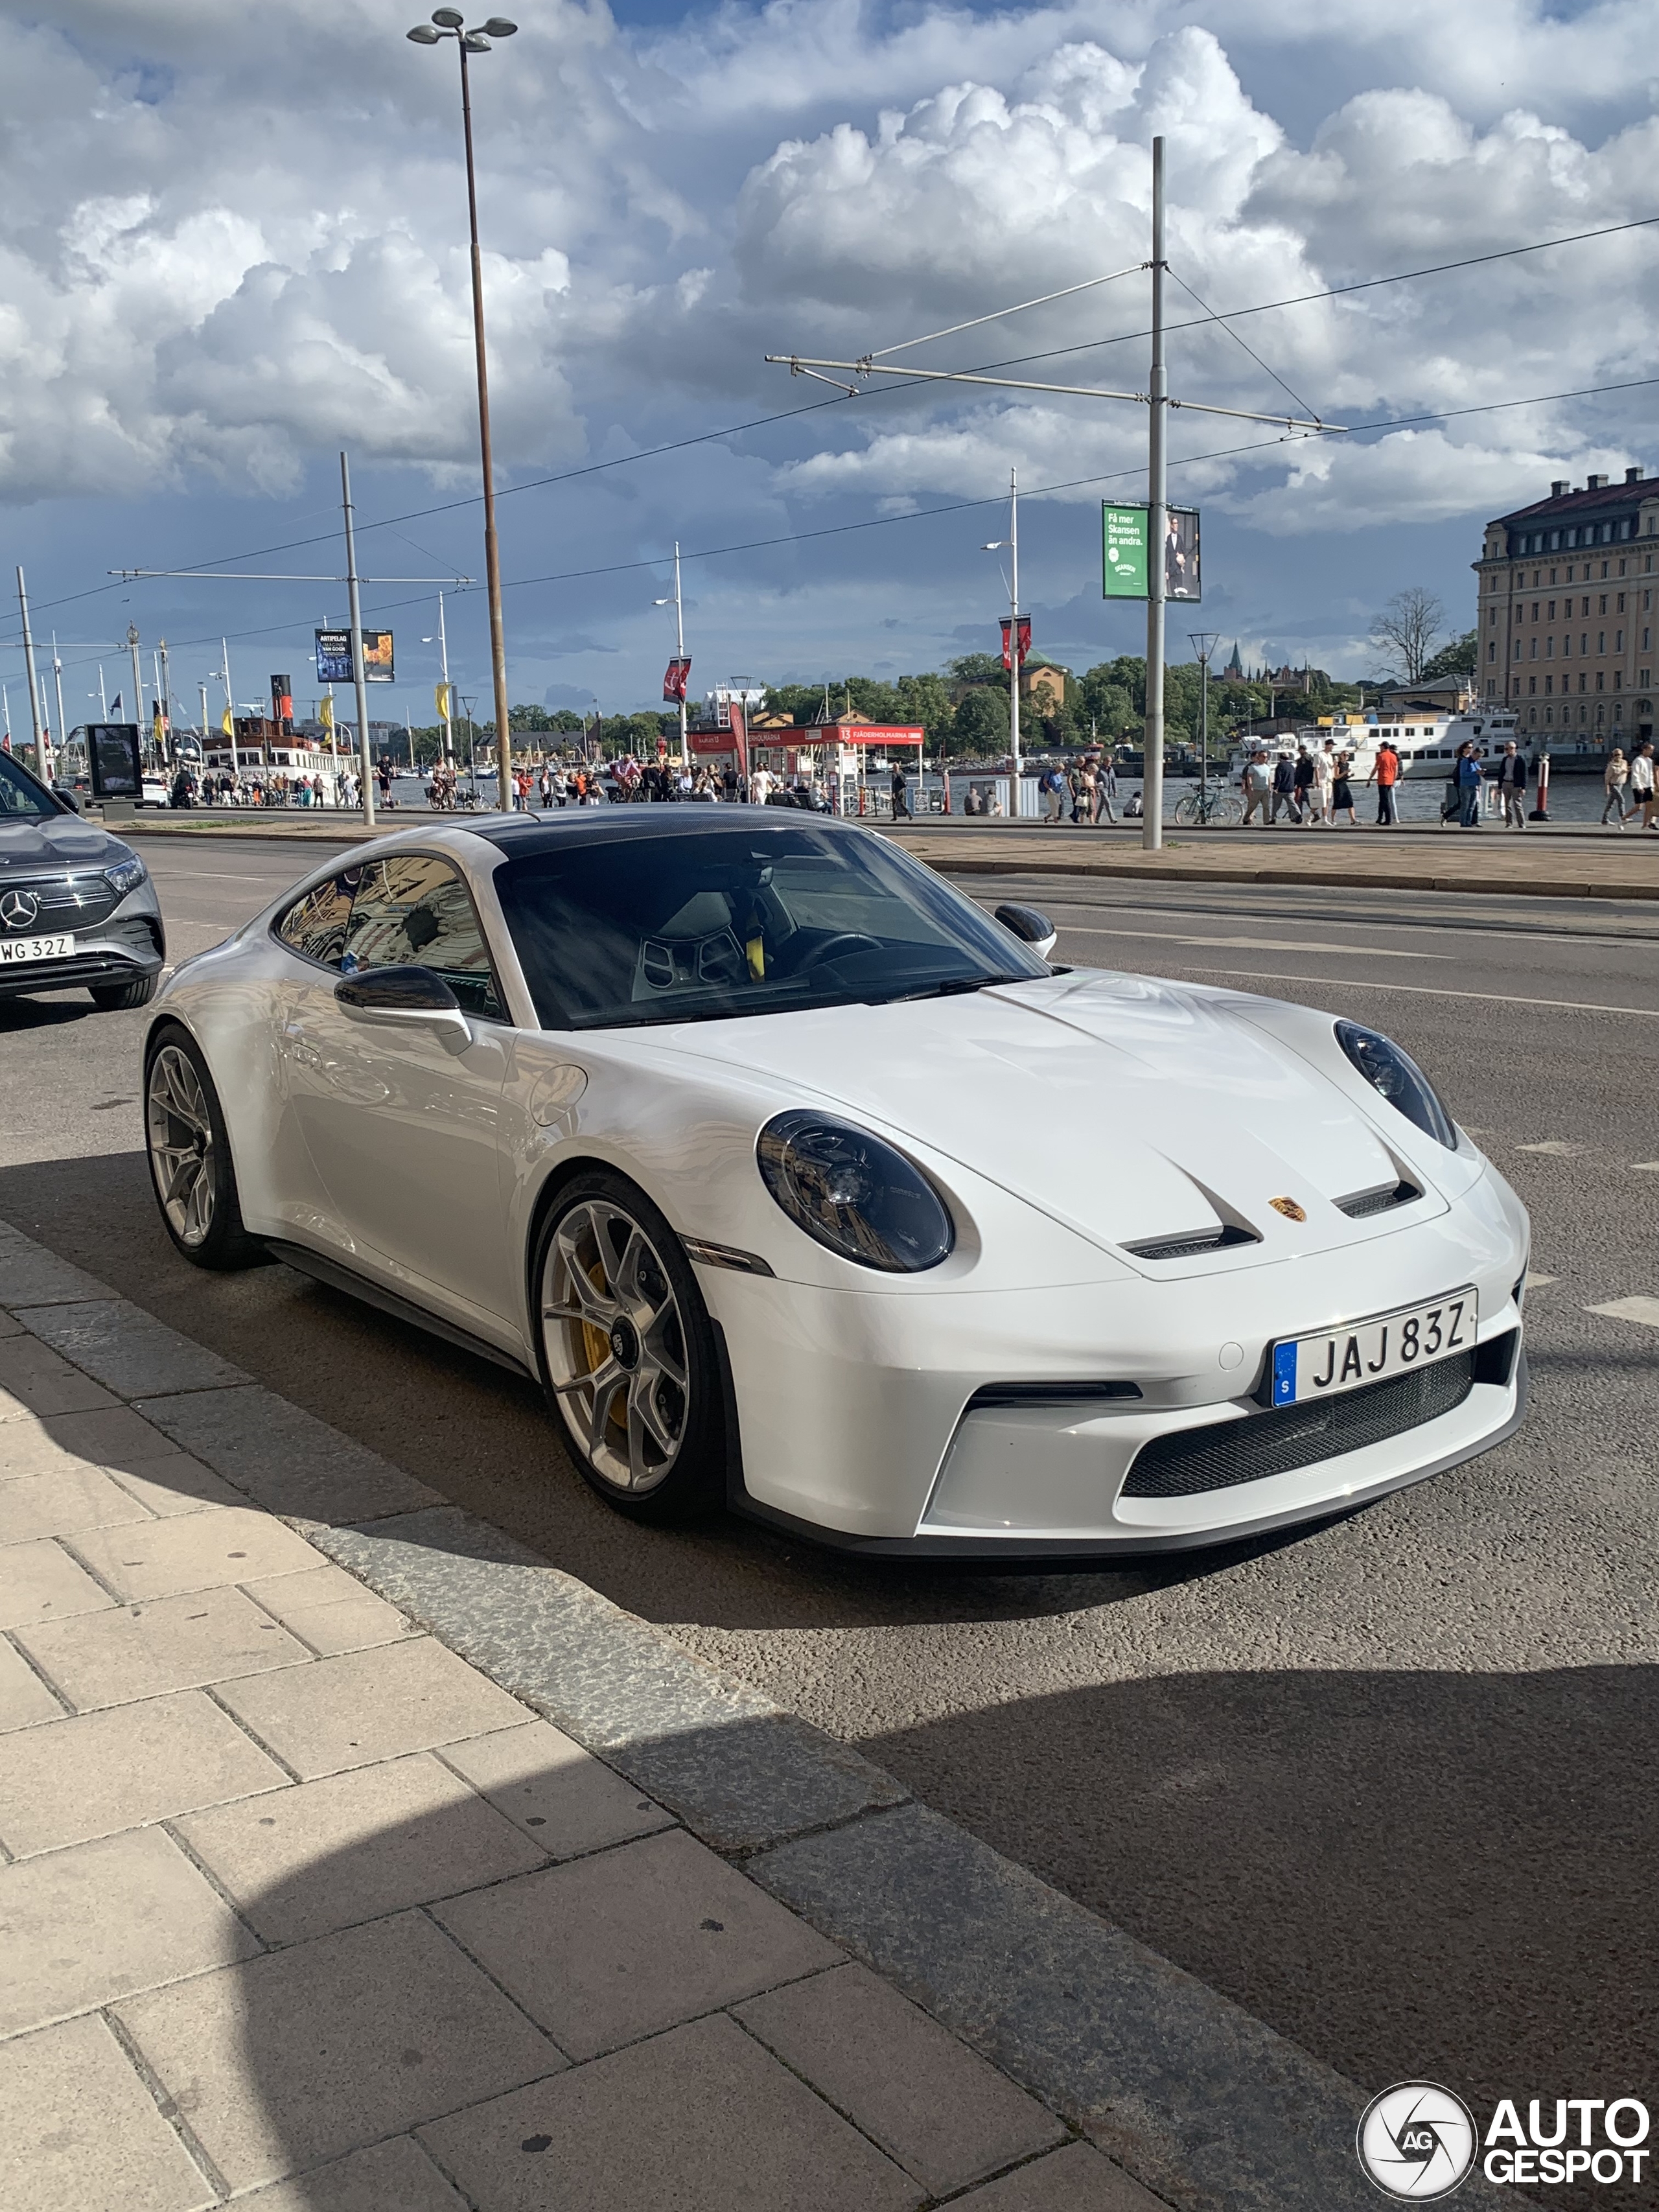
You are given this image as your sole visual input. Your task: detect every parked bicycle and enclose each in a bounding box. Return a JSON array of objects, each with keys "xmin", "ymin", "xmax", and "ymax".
[{"xmin": 1173, "ymin": 786, "xmax": 1243, "ymax": 828}]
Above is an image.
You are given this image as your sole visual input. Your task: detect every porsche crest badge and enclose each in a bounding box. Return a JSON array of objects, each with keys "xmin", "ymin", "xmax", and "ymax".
[{"xmin": 1268, "ymin": 1196, "xmax": 1308, "ymax": 1223}]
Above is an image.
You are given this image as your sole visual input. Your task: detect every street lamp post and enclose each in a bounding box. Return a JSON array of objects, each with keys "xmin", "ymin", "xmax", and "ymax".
[
  {"xmin": 407, "ymin": 8, "xmax": 518, "ymax": 811},
  {"xmin": 1189, "ymin": 631, "xmax": 1218, "ymax": 806}
]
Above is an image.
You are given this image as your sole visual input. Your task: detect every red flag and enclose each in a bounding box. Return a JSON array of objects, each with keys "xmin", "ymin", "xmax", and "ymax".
[
  {"xmin": 728, "ymin": 699, "xmax": 749, "ymax": 780},
  {"xmin": 999, "ymin": 617, "xmax": 1032, "ymax": 669},
  {"xmin": 663, "ymin": 655, "xmax": 691, "ymax": 703}
]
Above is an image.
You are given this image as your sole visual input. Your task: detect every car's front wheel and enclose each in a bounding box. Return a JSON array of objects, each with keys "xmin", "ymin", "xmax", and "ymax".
[
  {"xmin": 535, "ymin": 1170, "xmax": 725, "ymax": 1521},
  {"xmin": 143, "ymin": 1023, "xmax": 268, "ymax": 1270},
  {"xmin": 90, "ymin": 973, "xmax": 158, "ymax": 1011}
]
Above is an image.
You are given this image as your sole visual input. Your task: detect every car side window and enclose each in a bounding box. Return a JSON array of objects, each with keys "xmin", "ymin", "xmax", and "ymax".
[
  {"xmin": 340, "ymin": 854, "xmax": 504, "ymax": 1021},
  {"xmin": 275, "ymin": 871, "xmax": 360, "ymax": 968}
]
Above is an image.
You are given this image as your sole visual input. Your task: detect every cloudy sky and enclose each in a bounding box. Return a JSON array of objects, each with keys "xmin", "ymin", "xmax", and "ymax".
[{"xmin": 2, "ymin": 0, "xmax": 1656, "ymax": 728}]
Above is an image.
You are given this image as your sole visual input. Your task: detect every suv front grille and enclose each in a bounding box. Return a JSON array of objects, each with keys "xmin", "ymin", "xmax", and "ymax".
[
  {"xmin": 0, "ymin": 871, "xmax": 120, "ymax": 936},
  {"xmin": 1122, "ymin": 1351, "xmax": 1475, "ymax": 1498}
]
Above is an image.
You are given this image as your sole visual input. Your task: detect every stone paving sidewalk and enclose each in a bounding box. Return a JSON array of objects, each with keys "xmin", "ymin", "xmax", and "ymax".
[{"xmin": 0, "ymin": 1240, "xmax": 1159, "ymax": 2211}]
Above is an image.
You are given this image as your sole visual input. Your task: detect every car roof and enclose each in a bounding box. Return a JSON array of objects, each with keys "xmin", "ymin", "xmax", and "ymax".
[{"xmin": 471, "ymin": 808, "xmax": 877, "ymax": 857}]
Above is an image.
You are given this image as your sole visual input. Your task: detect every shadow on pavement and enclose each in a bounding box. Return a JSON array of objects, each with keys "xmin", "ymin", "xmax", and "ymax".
[
  {"xmin": 93, "ymin": 1659, "xmax": 1659, "ymax": 2212},
  {"xmin": 0, "ymin": 1150, "xmax": 1239, "ymax": 1635},
  {"xmin": 862, "ymin": 1660, "xmax": 1659, "ymax": 2211}
]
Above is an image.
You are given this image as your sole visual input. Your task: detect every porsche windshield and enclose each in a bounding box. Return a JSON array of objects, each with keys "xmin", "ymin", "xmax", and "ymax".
[{"xmin": 494, "ymin": 823, "xmax": 1049, "ymax": 1029}]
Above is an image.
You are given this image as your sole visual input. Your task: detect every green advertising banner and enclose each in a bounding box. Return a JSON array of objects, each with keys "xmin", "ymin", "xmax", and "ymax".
[
  {"xmin": 1102, "ymin": 504, "xmax": 1149, "ymax": 598},
  {"xmin": 1102, "ymin": 502, "xmax": 1203, "ymax": 601}
]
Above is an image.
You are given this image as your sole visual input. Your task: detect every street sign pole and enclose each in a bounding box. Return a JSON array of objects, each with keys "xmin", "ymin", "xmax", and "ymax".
[
  {"xmin": 1143, "ymin": 134, "xmax": 1166, "ymax": 852},
  {"xmin": 340, "ymin": 450, "xmax": 377, "ymax": 830}
]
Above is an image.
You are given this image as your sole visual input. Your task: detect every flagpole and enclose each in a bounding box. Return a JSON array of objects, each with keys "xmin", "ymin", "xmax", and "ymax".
[
  {"xmin": 16, "ymin": 568, "xmax": 46, "ymax": 781},
  {"xmin": 52, "ymin": 636, "xmax": 69, "ymax": 776},
  {"xmin": 675, "ymin": 542, "xmax": 688, "ymax": 771},
  {"xmin": 437, "ymin": 590, "xmax": 454, "ymax": 765},
  {"xmin": 340, "ymin": 450, "xmax": 377, "ymax": 830}
]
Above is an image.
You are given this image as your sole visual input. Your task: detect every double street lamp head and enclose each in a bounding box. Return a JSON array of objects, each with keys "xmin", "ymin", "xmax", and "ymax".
[{"xmin": 407, "ymin": 10, "xmax": 516, "ymax": 42}]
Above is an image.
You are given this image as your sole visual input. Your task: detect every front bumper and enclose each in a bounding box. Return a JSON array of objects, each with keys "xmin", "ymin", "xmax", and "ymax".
[
  {"xmin": 699, "ymin": 1168, "xmax": 1529, "ymax": 1555},
  {"xmin": 0, "ymin": 913, "xmax": 163, "ymax": 1001}
]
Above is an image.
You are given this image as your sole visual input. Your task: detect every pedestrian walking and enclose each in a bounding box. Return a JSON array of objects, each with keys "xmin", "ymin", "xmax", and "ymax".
[
  {"xmin": 1041, "ymin": 765, "xmax": 1066, "ymax": 824},
  {"xmin": 1095, "ymin": 751, "xmax": 1119, "ymax": 824},
  {"xmin": 1455, "ymin": 741, "xmax": 1483, "ymax": 828},
  {"xmin": 1242, "ymin": 748, "xmax": 1271, "ymax": 826},
  {"xmin": 1368, "ymin": 739, "xmax": 1401, "ymax": 825},
  {"xmin": 1627, "ymin": 739, "xmax": 1656, "ymax": 828},
  {"xmin": 1270, "ymin": 751, "xmax": 1297, "ymax": 824},
  {"xmin": 1331, "ymin": 746, "xmax": 1358, "ymax": 826},
  {"xmin": 1313, "ymin": 741, "xmax": 1335, "ymax": 826},
  {"xmin": 1601, "ymin": 748, "xmax": 1628, "ymax": 827},
  {"xmin": 1491, "ymin": 740, "xmax": 1528, "ymax": 829},
  {"xmin": 1292, "ymin": 746, "xmax": 1317, "ymax": 825},
  {"xmin": 890, "ymin": 763, "xmax": 911, "ymax": 818}
]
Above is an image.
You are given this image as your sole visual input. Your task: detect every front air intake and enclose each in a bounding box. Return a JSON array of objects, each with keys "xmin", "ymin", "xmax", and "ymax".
[
  {"xmin": 1122, "ymin": 1224, "xmax": 1258, "ymax": 1263},
  {"xmin": 1122, "ymin": 1353, "xmax": 1474, "ymax": 1498}
]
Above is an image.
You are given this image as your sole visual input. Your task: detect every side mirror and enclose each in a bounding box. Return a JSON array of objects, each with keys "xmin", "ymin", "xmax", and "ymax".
[
  {"xmin": 993, "ymin": 902, "xmax": 1058, "ymax": 960},
  {"xmin": 335, "ymin": 964, "xmax": 473, "ymax": 1054}
]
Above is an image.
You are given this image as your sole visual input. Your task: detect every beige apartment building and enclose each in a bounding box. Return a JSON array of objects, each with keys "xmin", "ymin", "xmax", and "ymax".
[{"xmin": 1474, "ymin": 467, "xmax": 1657, "ymax": 751}]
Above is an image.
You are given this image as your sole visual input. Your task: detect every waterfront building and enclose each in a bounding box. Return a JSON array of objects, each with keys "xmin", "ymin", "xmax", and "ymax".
[{"xmin": 1475, "ymin": 469, "xmax": 1657, "ymax": 751}]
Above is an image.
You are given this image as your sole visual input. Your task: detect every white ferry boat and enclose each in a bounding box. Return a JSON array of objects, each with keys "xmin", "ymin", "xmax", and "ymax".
[{"xmin": 1229, "ymin": 709, "xmax": 1525, "ymax": 781}]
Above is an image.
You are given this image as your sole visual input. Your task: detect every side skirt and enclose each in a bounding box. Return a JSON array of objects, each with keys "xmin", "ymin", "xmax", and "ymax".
[{"xmin": 265, "ymin": 1238, "xmax": 535, "ymax": 1380}]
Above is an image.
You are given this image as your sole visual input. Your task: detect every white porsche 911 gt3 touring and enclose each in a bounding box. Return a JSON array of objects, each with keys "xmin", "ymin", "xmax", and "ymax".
[{"xmin": 142, "ymin": 809, "xmax": 1527, "ymax": 1555}]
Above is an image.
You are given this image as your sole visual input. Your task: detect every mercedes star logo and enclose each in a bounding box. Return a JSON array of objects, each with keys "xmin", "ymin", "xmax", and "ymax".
[{"xmin": 0, "ymin": 889, "xmax": 41, "ymax": 931}]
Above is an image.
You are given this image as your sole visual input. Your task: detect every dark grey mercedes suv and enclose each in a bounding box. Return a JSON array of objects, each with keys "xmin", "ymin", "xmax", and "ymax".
[{"xmin": 0, "ymin": 751, "xmax": 165, "ymax": 1009}]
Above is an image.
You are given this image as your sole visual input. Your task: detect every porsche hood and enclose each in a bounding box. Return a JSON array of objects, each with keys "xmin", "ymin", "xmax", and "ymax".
[{"xmin": 670, "ymin": 969, "xmax": 1448, "ymax": 1270}]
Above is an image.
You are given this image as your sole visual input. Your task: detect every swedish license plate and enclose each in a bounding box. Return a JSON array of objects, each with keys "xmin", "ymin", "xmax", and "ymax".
[
  {"xmin": 1270, "ymin": 1289, "xmax": 1478, "ymax": 1407},
  {"xmin": 0, "ymin": 933, "xmax": 73, "ymax": 965}
]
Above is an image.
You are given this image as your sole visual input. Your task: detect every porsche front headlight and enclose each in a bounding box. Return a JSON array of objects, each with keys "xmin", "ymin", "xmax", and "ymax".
[
  {"xmin": 757, "ymin": 1112, "xmax": 954, "ymax": 1272},
  {"xmin": 1336, "ymin": 1021, "xmax": 1456, "ymax": 1149}
]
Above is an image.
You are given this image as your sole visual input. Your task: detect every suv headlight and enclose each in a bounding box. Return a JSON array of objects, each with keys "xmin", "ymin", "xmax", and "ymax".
[
  {"xmin": 1336, "ymin": 1021, "xmax": 1456, "ymax": 1148},
  {"xmin": 757, "ymin": 1112, "xmax": 954, "ymax": 1272},
  {"xmin": 104, "ymin": 854, "xmax": 148, "ymax": 898}
]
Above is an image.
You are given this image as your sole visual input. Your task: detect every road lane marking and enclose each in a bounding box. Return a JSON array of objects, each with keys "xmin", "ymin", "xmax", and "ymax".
[
  {"xmin": 1585, "ymin": 1297, "xmax": 1659, "ymax": 1330},
  {"xmin": 1516, "ymin": 1141, "xmax": 1594, "ymax": 1158},
  {"xmin": 1633, "ymin": 1162, "xmax": 1659, "ymax": 1173},
  {"xmin": 1121, "ymin": 964, "xmax": 1659, "ymax": 1019},
  {"xmin": 1524, "ymin": 1272, "xmax": 1557, "ymax": 1289},
  {"xmin": 1051, "ymin": 924, "xmax": 1450, "ymax": 959}
]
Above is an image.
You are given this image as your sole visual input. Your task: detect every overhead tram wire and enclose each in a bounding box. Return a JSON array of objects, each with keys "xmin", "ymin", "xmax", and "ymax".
[
  {"xmin": 12, "ymin": 358, "xmax": 1659, "ymax": 671},
  {"xmin": 56, "ymin": 204, "xmax": 1659, "ymax": 609},
  {"xmin": 5, "ymin": 208, "xmax": 1658, "ymax": 649}
]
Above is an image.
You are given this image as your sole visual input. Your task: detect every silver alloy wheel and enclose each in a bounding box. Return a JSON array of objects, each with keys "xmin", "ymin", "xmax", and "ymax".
[
  {"xmin": 540, "ymin": 1198, "xmax": 690, "ymax": 1493},
  {"xmin": 146, "ymin": 1044, "xmax": 216, "ymax": 1248}
]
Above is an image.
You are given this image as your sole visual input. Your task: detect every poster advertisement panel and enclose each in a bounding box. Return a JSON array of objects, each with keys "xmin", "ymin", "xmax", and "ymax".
[{"xmin": 1101, "ymin": 504, "xmax": 1201, "ymax": 600}]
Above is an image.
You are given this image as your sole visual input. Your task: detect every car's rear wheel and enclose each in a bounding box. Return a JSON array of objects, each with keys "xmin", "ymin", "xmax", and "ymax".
[
  {"xmin": 143, "ymin": 1023, "xmax": 268, "ymax": 1270},
  {"xmin": 90, "ymin": 973, "xmax": 158, "ymax": 1011},
  {"xmin": 535, "ymin": 1170, "xmax": 725, "ymax": 1521}
]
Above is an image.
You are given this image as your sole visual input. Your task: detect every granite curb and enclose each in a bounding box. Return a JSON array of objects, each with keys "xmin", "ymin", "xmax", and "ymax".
[{"xmin": 0, "ymin": 1217, "xmax": 1522, "ymax": 2210}]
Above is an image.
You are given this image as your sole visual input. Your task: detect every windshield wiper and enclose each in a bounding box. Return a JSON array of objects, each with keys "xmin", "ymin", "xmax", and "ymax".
[{"xmin": 862, "ymin": 973, "xmax": 1032, "ymax": 1006}]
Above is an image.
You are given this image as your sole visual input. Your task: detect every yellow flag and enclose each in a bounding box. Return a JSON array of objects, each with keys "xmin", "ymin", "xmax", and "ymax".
[
  {"xmin": 319, "ymin": 697, "xmax": 334, "ymax": 734},
  {"xmin": 435, "ymin": 682, "xmax": 452, "ymax": 723},
  {"xmin": 220, "ymin": 706, "xmax": 234, "ymax": 738}
]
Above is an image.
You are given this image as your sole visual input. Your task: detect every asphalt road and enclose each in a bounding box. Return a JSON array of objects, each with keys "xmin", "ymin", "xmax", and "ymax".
[{"xmin": 5, "ymin": 833, "xmax": 1658, "ymax": 2192}]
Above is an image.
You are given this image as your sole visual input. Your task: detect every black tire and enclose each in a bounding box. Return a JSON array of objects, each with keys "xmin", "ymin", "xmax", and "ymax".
[
  {"xmin": 90, "ymin": 973, "xmax": 159, "ymax": 1011},
  {"xmin": 143, "ymin": 1021, "xmax": 269, "ymax": 1270},
  {"xmin": 533, "ymin": 1168, "xmax": 725, "ymax": 1522}
]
